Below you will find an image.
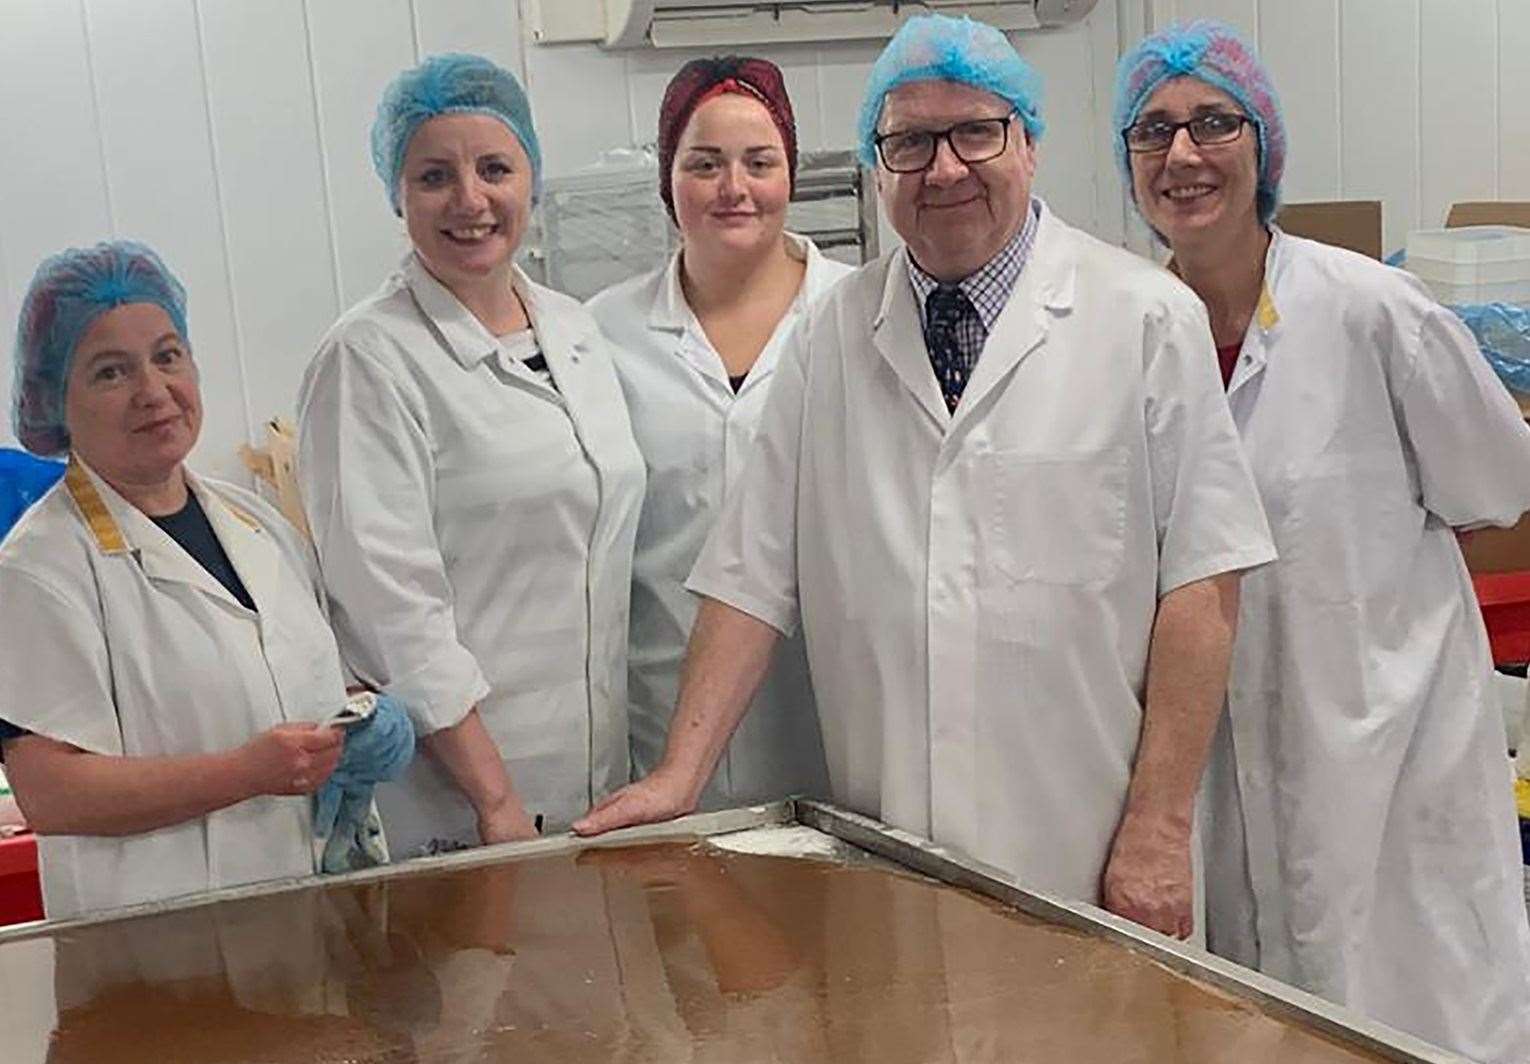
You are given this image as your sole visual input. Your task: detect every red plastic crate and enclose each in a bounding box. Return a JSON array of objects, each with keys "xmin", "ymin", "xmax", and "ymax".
[
  {"xmin": 1474, "ymin": 570, "xmax": 1530, "ymax": 666},
  {"xmin": 0, "ymin": 832, "xmax": 43, "ymax": 926}
]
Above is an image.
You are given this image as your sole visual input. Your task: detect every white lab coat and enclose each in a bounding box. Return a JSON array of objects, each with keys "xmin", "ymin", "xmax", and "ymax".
[
  {"xmin": 1203, "ymin": 230, "xmax": 1530, "ymax": 1063},
  {"xmin": 298, "ymin": 255, "xmax": 645, "ymax": 855},
  {"xmin": 0, "ymin": 459, "xmax": 344, "ymax": 918},
  {"xmin": 688, "ymin": 203, "xmax": 1276, "ymax": 901},
  {"xmin": 587, "ymin": 235, "xmax": 852, "ymax": 807}
]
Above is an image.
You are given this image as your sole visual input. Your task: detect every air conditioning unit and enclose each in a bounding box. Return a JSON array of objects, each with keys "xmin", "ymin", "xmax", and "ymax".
[{"xmin": 530, "ymin": 1, "xmax": 1098, "ymax": 49}]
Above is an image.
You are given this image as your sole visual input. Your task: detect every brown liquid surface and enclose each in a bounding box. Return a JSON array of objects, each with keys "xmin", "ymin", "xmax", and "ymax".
[{"xmin": 0, "ymin": 842, "xmax": 1388, "ymax": 1063}]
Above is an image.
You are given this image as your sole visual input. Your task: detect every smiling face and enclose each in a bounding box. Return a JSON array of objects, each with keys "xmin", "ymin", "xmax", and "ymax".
[
  {"xmin": 670, "ymin": 92, "xmax": 792, "ymax": 261},
  {"xmin": 400, "ymin": 113, "xmax": 533, "ymax": 297},
  {"xmin": 875, "ymin": 79, "xmax": 1035, "ymax": 282},
  {"xmin": 64, "ymin": 302, "xmax": 201, "ymax": 488},
  {"xmin": 1128, "ymin": 77, "xmax": 1261, "ymax": 250}
]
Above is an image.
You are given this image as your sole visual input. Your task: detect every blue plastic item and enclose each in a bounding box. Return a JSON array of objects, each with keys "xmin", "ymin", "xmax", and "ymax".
[
  {"xmin": 371, "ymin": 53, "xmax": 543, "ymax": 213},
  {"xmin": 856, "ymin": 14, "xmax": 1045, "ymax": 170},
  {"xmin": 1450, "ymin": 302, "xmax": 1530, "ymax": 395},
  {"xmin": 0, "ymin": 449, "xmax": 65, "ymax": 539},
  {"xmin": 13, "ymin": 241, "xmax": 188, "ymax": 457},
  {"xmin": 1113, "ymin": 19, "xmax": 1286, "ymax": 226}
]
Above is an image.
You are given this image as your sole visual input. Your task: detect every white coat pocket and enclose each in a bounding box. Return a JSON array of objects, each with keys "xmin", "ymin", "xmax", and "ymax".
[{"xmin": 980, "ymin": 448, "xmax": 1127, "ymax": 586}]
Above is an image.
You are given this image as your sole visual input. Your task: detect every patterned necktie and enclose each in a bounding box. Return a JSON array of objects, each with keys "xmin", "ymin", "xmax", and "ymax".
[{"xmin": 924, "ymin": 284, "xmax": 974, "ymax": 412}]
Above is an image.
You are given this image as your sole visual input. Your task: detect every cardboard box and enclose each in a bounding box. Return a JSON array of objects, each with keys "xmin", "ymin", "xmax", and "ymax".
[
  {"xmin": 1447, "ymin": 202, "xmax": 1530, "ymax": 229},
  {"xmin": 1274, "ymin": 200, "xmax": 1383, "ymax": 259}
]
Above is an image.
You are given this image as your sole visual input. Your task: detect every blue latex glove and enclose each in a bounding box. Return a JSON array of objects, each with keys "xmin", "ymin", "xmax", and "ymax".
[{"xmin": 314, "ymin": 693, "xmax": 415, "ymax": 873}]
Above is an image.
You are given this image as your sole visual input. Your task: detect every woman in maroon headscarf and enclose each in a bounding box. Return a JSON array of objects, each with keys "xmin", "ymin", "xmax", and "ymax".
[{"xmin": 587, "ymin": 57, "xmax": 851, "ymax": 810}]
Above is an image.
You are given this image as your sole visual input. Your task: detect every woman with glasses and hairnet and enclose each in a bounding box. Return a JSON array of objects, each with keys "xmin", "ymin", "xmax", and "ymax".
[
  {"xmin": 0, "ymin": 241, "xmax": 411, "ymax": 918},
  {"xmin": 586, "ymin": 57, "xmax": 846, "ymax": 810},
  {"xmin": 298, "ymin": 54, "xmax": 645, "ymax": 856},
  {"xmin": 1115, "ymin": 22, "xmax": 1530, "ymax": 1061}
]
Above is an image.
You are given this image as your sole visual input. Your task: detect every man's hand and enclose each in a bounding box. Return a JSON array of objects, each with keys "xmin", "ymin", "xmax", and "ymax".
[
  {"xmin": 572, "ymin": 768, "xmax": 698, "ymax": 836},
  {"xmin": 1101, "ymin": 810, "xmax": 1193, "ymax": 939}
]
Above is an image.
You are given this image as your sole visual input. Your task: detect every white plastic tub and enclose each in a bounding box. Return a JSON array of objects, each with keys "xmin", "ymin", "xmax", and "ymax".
[{"xmin": 1407, "ymin": 225, "xmax": 1530, "ymax": 305}]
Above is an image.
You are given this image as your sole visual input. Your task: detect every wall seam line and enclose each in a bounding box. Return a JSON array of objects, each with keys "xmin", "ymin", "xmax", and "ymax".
[
  {"xmin": 1333, "ymin": 0, "xmax": 1342, "ymax": 197},
  {"xmin": 1494, "ymin": 0, "xmax": 1502, "ymax": 197},
  {"xmin": 191, "ymin": 0, "xmax": 257, "ymax": 452},
  {"xmin": 298, "ymin": 0, "xmax": 345, "ymax": 318},
  {"xmin": 1414, "ymin": 0, "xmax": 1423, "ymax": 231},
  {"xmin": 79, "ymin": 0, "xmax": 116, "ymax": 235}
]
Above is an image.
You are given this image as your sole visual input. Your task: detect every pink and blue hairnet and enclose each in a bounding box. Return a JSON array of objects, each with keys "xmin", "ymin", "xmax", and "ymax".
[
  {"xmin": 1113, "ymin": 20, "xmax": 1286, "ymax": 225},
  {"xmin": 857, "ymin": 14, "xmax": 1045, "ymax": 170},
  {"xmin": 371, "ymin": 53, "xmax": 543, "ymax": 215},
  {"xmin": 12, "ymin": 241, "xmax": 189, "ymax": 458}
]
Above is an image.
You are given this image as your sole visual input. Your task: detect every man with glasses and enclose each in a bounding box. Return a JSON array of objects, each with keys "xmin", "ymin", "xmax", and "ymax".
[{"xmin": 576, "ymin": 14, "xmax": 1275, "ymax": 941}]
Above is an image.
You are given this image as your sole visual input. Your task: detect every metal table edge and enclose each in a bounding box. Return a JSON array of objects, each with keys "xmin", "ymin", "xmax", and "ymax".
[
  {"xmin": 0, "ymin": 801, "xmax": 794, "ymax": 945},
  {"xmin": 792, "ymin": 799, "xmax": 1467, "ymax": 1064}
]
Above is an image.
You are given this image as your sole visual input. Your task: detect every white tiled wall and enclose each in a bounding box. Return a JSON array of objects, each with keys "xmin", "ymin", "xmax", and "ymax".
[{"xmin": 2, "ymin": 0, "xmax": 1527, "ymax": 480}]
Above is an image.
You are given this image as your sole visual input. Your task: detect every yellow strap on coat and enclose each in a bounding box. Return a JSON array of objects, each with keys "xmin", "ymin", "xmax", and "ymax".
[
  {"xmin": 1255, "ymin": 282, "xmax": 1280, "ymax": 331},
  {"xmin": 63, "ymin": 458, "xmax": 128, "ymax": 555}
]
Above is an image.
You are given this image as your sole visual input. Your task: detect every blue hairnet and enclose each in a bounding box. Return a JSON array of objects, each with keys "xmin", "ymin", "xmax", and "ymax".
[
  {"xmin": 1113, "ymin": 20, "xmax": 1286, "ymax": 225},
  {"xmin": 370, "ymin": 53, "xmax": 543, "ymax": 214},
  {"xmin": 12, "ymin": 241, "xmax": 189, "ymax": 458},
  {"xmin": 857, "ymin": 14, "xmax": 1045, "ymax": 170}
]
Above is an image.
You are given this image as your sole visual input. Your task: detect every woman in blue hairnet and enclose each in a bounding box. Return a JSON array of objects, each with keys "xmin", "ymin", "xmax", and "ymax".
[
  {"xmin": 0, "ymin": 241, "xmax": 412, "ymax": 918},
  {"xmin": 297, "ymin": 54, "xmax": 645, "ymax": 856},
  {"xmin": 1115, "ymin": 22, "xmax": 1530, "ymax": 1062}
]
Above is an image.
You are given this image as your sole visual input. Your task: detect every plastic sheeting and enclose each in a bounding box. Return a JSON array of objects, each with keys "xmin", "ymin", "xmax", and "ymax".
[{"xmin": 0, "ymin": 449, "xmax": 64, "ymax": 540}]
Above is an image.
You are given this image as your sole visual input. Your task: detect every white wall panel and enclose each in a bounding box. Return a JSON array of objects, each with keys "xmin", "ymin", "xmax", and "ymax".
[
  {"xmin": 411, "ymin": 0, "xmax": 523, "ymax": 79},
  {"xmin": 1257, "ymin": 0, "xmax": 1339, "ymax": 202},
  {"xmin": 1158, "ymin": 0, "xmax": 1257, "ymax": 39},
  {"xmin": 85, "ymin": 0, "xmax": 250, "ymax": 478},
  {"xmin": 1501, "ymin": 0, "xmax": 1530, "ymax": 198},
  {"xmin": 306, "ymin": 0, "xmax": 417, "ymax": 308},
  {"xmin": 198, "ymin": 0, "xmax": 339, "ymax": 448},
  {"xmin": 1340, "ymin": 0, "xmax": 1419, "ymax": 256},
  {"xmin": 815, "ymin": 40, "xmax": 882, "ymax": 151},
  {"xmin": 1419, "ymin": 0, "xmax": 1497, "ymax": 231},
  {"xmin": 1019, "ymin": 24, "xmax": 1103, "ymax": 234},
  {"xmin": 1086, "ymin": 0, "xmax": 1127, "ymax": 246},
  {"xmin": 0, "ymin": 1, "xmax": 112, "ymax": 449},
  {"xmin": 524, "ymin": 42, "xmax": 635, "ymax": 175}
]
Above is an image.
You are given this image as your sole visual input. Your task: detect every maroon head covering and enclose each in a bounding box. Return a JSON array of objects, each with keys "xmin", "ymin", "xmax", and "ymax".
[{"xmin": 657, "ymin": 56, "xmax": 798, "ymax": 223}]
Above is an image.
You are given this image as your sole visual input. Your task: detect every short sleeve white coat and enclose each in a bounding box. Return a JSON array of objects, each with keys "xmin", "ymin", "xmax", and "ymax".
[
  {"xmin": 587, "ymin": 235, "xmax": 851, "ymax": 807},
  {"xmin": 687, "ymin": 204, "xmax": 1276, "ymax": 901},
  {"xmin": 1202, "ymin": 230, "xmax": 1530, "ymax": 1063},
  {"xmin": 0, "ymin": 459, "xmax": 346, "ymax": 917},
  {"xmin": 298, "ymin": 256, "xmax": 645, "ymax": 854}
]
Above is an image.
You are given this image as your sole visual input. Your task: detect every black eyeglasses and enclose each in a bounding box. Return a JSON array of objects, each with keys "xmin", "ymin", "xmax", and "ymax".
[
  {"xmin": 873, "ymin": 113, "xmax": 1017, "ymax": 173},
  {"xmin": 1122, "ymin": 112, "xmax": 1251, "ymax": 154}
]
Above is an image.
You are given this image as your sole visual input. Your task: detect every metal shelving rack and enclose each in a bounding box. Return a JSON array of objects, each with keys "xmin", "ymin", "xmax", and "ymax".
[{"xmin": 520, "ymin": 147, "xmax": 879, "ymax": 299}]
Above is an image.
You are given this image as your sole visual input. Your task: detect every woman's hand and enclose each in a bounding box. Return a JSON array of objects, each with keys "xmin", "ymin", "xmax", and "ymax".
[
  {"xmin": 476, "ymin": 795, "xmax": 540, "ymax": 844},
  {"xmin": 240, "ymin": 723, "xmax": 344, "ymax": 797}
]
